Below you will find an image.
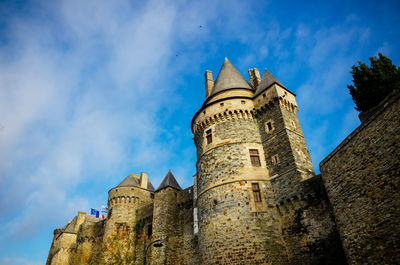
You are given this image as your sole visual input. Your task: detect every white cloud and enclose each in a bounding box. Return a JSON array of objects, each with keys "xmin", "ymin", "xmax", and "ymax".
[
  {"xmin": 0, "ymin": 0, "xmax": 261, "ymax": 245},
  {"xmin": 0, "ymin": 0, "xmax": 183, "ymax": 240}
]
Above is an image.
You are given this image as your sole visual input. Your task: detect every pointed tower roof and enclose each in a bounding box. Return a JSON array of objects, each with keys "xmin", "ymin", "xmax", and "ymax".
[
  {"xmin": 117, "ymin": 173, "xmax": 155, "ymax": 191},
  {"xmin": 254, "ymin": 68, "xmax": 286, "ymax": 96},
  {"xmin": 156, "ymin": 170, "xmax": 182, "ymax": 191},
  {"xmin": 210, "ymin": 58, "xmax": 253, "ymax": 96}
]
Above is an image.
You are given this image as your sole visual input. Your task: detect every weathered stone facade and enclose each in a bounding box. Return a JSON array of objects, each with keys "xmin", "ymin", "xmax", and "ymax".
[
  {"xmin": 320, "ymin": 90, "xmax": 400, "ymax": 265},
  {"xmin": 47, "ymin": 58, "xmax": 399, "ymax": 265}
]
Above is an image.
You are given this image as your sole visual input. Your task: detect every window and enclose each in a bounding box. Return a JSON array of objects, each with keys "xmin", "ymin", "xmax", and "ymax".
[
  {"xmin": 271, "ymin": 155, "xmax": 280, "ymax": 165},
  {"xmin": 252, "ymin": 183, "xmax": 262, "ymax": 202},
  {"xmin": 220, "ymin": 103, "xmax": 224, "ymax": 106},
  {"xmin": 206, "ymin": 129, "xmax": 212, "ymax": 144},
  {"xmin": 249, "ymin": 149, "xmax": 261, "ymax": 167},
  {"xmin": 241, "ymin": 100, "xmax": 245, "ymax": 104},
  {"xmin": 267, "ymin": 122, "xmax": 272, "ymax": 131},
  {"xmin": 265, "ymin": 121, "xmax": 274, "ymax": 133}
]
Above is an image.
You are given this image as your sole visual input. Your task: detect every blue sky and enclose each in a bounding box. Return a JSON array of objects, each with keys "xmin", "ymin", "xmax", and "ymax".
[{"xmin": 0, "ymin": 0, "xmax": 399, "ymax": 264}]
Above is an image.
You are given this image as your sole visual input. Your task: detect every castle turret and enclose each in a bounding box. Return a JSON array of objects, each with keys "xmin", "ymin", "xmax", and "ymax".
[
  {"xmin": 152, "ymin": 170, "xmax": 182, "ymax": 264},
  {"xmin": 106, "ymin": 172, "xmax": 155, "ymax": 234},
  {"xmin": 192, "ymin": 58, "xmax": 289, "ymax": 264},
  {"xmin": 253, "ymin": 68, "xmax": 315, "ymax": 201},
  {"xmin": 252, "ymin": 69, "xmax": 345, "ymax": 264}
]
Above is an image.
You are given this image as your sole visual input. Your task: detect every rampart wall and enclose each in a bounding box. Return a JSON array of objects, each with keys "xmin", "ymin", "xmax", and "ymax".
[{"xmin": 320, "ymin": 90, "xmax": 400, "ymax": 265}]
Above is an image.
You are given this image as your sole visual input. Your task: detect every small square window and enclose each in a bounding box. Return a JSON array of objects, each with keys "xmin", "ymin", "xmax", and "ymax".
[
  {"xmin": 249, "ymin": 149, "xmax": 261, "ymax": 167},
  {"xmin": 263, "ymin": 93, "xmax": 266, "ymax": 98},
  {"xmin": 206, "ymin": 129, "xmax": 212, "ymax": 144},
  {"xmin": 265, "ymin": 121, "xmax": 274, "ymax": 133},
  {"xmin": 252, "ymin": 183, "xmax": 262, "ymax": 202},
  {"xmin": 241, "ymin": 100, "xmax": 245, "ymax": 104},
  {"xmin": 220, "ymin": 103, "xmax": 224, "ymax": 106},
  {"xmin": 271, "ymin": 155, "xmax": 280, "ymax": 165}
]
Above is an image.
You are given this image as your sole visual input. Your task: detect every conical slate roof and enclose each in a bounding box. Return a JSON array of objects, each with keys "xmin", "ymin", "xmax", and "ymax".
[
  {"xmin": 156, "ymin": 170, "xmax": 182, "ymax": 191},
  {"xmin": 117, "ymin": 173, "xmax": 155, "ymax": 191},
  {"xmin": 254, "ymin": 68, "xmax": 286, "ymax": 96},
  {"xmin": 210, "ymin": 58, "xmax": 253, "ymax": 96}
]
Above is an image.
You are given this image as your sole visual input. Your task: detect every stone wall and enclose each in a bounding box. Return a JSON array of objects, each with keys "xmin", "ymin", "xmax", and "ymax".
[
  {"xmin": 152, "ymin": 186, "xmax": 197, "ymax": 265},
  {"xmin": 194, "ymin": 114, "xmax": 289, "ymax": 264},
  {"xmin": 106, "ymin": 186, "xmax": 154, "ymax": 235},
  {"xmin": 255, "ymin": 88, "xmax": 345, "ymax": 265},
  {"xmin": 197, "ymin": 180, "xmax": 288, "ymax": 264},
  {"xmin": 277, "ymin": 176, "xmax": 346, "ymax": 265},
  {"xmin": 152, "ymin": 187, "xmax": 182, "ymax": 264},
  {"xmin": 255, "ymin": 97, "xmax": 314, "ymax": 201},
  {"xmin": 320, "ymin": 90, "xmax": 400, "ymax": 265}
]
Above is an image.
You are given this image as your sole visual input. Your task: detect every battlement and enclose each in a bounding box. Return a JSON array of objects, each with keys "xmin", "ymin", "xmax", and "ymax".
[
  {"xmin": 108, "ymin": 194, "xmax": 140, "ymax": 206},
  {"xmin": 253, "ymin": 96, "xmax": 298, "ymax": 118},
  {"xmin": 194, "ymin": 108, "xmax": 255, "ymax": 134}
]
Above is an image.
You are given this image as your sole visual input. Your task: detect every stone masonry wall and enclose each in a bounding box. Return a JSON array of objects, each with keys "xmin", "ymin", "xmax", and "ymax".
[
  {"xmin": 176, "ymin": 187, "xmax": 198, "ymax": 265},
  {"xmin": 255, "ymin": 92, "xmax": 345, "ymax": 265},
  {"xmin": 151, "ymin": 186, "xmax": 197, "ymax": 265},
  {"xmin": 256, "ymin": 98, "xmax": 314, "ymax": 201},
  {"xmin": 320, "ymin": 90, "xmax": 400, "ymax": 265},
  {"xmin": 195, "ymin": 116, "xmax": 289, "ymax": 264},
  {"xmin": 197, "ymin": 181, "xmax": 288, "ymax": 264},
  {"xmin": 106, "ymin": 186, "xmax": 154, "ymax": 235},
  {"xmin": 152, "ymin": 187, "xmax": 182, "ymax": 265},
  {"xmin": 277, "ymin": 176, "xmax": 346, "ymax": 265}
]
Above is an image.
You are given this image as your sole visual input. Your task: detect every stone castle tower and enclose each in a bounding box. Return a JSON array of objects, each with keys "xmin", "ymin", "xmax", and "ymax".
[
  {"xmin": 47, "ymin": 57, "xmax": 400, "ymax": 265},
  {"xmin": 191, "ymin": 58, "xmax": 334, "ymax": 264}
]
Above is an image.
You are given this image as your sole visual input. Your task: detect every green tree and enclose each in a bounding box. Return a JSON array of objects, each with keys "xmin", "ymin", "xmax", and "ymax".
[{"xmin": 348, "ymin": 53, "xmax": 400, "ymax": 112}]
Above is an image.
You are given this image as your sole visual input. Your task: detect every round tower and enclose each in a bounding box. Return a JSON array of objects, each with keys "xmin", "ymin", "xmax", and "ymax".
[
  {"xmin": 192, "ymin": 58, "xmax": 288, "ymax": 264},
  {"xmin": 105, "ymin": 172, "xmax": 155, "ymax": 235}
]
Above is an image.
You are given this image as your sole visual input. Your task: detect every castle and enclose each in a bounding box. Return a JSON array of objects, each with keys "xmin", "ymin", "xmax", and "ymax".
[{"xmin": 46, "ymin": 58, "xmax": 400, "ymax": 265}]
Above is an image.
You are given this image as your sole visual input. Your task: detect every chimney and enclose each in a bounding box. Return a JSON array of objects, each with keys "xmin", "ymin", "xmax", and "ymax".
[
  {"xmin": 205, "ymin": 70, "xmax": 214, "ymax": 98},
  {"xmin": 140, "ymin": 172, "xmax": 149, "ymax": 189},
  {"xmin": 248, "ymin": 68, "xmax": 261, "ymax": 88}
]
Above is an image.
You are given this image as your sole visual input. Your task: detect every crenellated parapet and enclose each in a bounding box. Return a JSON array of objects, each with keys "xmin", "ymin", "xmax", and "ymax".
[
  {"xmin": 108, "ymin": 194, "xmax": 140, "ymax": 206},
  {"xmin": 105, "ymin": 173, "xmax": 155, "ymax": 236},
  {"xmin": 253, "ymin": 96, "xmax": 298, "ymax": 118},
  {"xmin": 194, "ymin": 108, "xmax": 255, "ymax": 135}
]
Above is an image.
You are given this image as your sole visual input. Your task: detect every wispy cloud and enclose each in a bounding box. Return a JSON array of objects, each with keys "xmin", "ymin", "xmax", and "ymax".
[
  {"xmin": 0, "ymin": 0, "xmax": 398, "ymax": 263},
  {"xmin": 0, "ymin": 0, "xmax": 255, "ymax": 247}
]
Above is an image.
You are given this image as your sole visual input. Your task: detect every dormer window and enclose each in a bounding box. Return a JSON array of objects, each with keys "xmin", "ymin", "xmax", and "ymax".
[{"xmin": 206, "ymin": 129, "xmax": 212, "ymax": 144}]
